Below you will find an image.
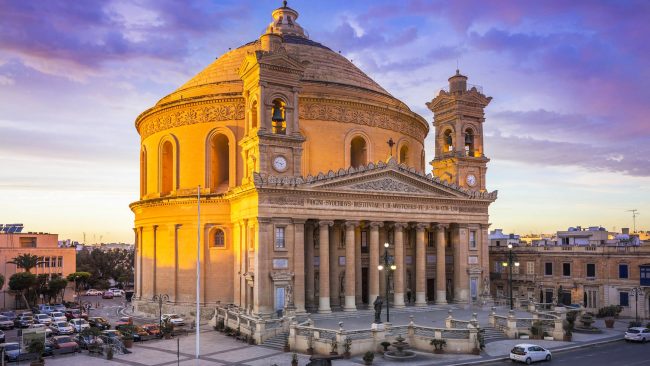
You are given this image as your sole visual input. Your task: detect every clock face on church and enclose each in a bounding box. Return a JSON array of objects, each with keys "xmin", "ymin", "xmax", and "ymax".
[
  {"xmin": 466, "ymin": 174, "xmax": 477, "ymax": 187},
  {"xmin": 272, "ymin": 155, "xmax": 288, "ymax": 172}
]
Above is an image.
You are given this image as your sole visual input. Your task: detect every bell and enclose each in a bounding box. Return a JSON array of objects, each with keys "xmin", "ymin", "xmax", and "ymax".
[
  {"xmin": 465, "ymin": 133, "xmax": 473, "ymax": 144},
  {"xmin": 271, "ymin": 104, "xmax": 284, "ymax": 122},
  {"xmin": 445, "ymin": 134, "xmax": 453, "ymax": 146}
]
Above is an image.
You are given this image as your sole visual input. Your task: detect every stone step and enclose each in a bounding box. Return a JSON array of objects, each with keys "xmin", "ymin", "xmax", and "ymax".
[
  {"xmin": 261, "ymin": 332, "xmax": 289, "ymax": 350},
  {"xmin": 304, "ymin": 305, "xmax": 458, "ymax": 321},
  {"xmin": 481, "ymin": 326, "xmax": 508, "ymax": 343}
]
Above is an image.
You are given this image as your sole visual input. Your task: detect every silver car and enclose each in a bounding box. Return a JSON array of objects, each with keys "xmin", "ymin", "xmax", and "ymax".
[
  {"xmin": 625, "ymin": 327, "xmax": 650, "ymax": 342},
  {"xmin": 0, "ymin": 315, "xmax": 13, "ymax": 330}
]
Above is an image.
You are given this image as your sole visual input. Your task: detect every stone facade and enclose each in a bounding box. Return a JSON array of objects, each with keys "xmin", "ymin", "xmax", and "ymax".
[{"xmin": 131, "ymin": 3, "xmax": 497, "ymax": 318}]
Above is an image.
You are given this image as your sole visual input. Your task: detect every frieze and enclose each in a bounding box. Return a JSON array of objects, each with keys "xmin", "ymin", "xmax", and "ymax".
[
  {"xmin": 298, "ymin": 100, "xmax": 427, "ymax": 141},
  {"xmin": 348, "ymin": 178, "xmax": 423, "ymax": 193},
  {"xmin": 138, "ymin": 100, "xmax": 245, "ymax": 138}
]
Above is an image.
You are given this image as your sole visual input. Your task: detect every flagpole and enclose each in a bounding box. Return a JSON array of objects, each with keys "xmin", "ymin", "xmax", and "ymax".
[{"xmin": 196, "ymin": 185, "xmax": 201, "ymax": 361}]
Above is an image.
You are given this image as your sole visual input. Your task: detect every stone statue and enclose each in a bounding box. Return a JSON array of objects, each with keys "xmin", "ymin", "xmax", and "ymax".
[
  {"xmin": 286, "ymin": 283, "xmax": 294, "ymax": 308},
  {"xmin": 556, "ymin": 285, "xmax": 563, "ymax": 306},
  {"xmin": 482, "ymin": 276, "xmax": 490, "ymax": 296},
  {"xmin": 373, "ymin": 296, "xmax": 383, "ymax": 323}
]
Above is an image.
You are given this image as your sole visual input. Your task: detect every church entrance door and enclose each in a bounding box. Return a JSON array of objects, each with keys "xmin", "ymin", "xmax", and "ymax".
[
  {"xmin": 427, "ymin": 279, "xmax": 435, "ymax": 303},
  {"xmin": 361, "ymin": 268, "xmax": 368, "ymax": 304}
]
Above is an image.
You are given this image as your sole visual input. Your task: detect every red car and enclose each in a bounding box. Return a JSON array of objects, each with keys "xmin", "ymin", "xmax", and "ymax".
[
  {"xmin": 65, "ymin": 309, "xmax": 87, "ymax": 321},
  {"xmin": 102, "ymin": 291, "xmax": 114, "ymax": 299},
  {"xmin": 49, "ymin": 335, "xmax": 80, "ymax": 354},
  {"xmin": 114, "ymin": 316, "xmax": 133, "ymax": 327}
]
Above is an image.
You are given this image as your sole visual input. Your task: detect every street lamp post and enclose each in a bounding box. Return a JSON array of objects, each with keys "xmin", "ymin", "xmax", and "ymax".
[
  {"xmin": 378, "ymin": 242, "xmax": 396, "ymax": 323},
  {"xmin": 501, "ymin": 244, "xmax": 520, "ymax": 310},
  {"xmin": 153, "ymin": 294, "xmax": 170, "ymax": 329},
  {"xmin": 631, "ymin": 287, "xmax": 644, "ymax": 322}
]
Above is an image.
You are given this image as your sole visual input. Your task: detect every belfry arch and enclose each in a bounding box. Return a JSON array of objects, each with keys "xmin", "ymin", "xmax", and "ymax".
[{"xmin": 206, "ymin": 127, "xmax": 237, "ymax": 192}]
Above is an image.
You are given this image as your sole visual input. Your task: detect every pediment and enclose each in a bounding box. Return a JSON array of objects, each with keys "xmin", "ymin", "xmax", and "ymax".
[{"xmin": 253, "ymin": 158, "xmax": 498, "ymax": 201}]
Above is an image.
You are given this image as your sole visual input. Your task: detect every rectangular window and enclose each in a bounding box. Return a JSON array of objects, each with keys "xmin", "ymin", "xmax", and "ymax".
[
  {"xmin": 620, "ymin": 292, "xmax": 629, "ymax": 307},
  {"xmin": 526, "ymin": 262, "xmax": 535, "ymax": 275},
  {"xmin": 274, "ymin": 227, "xmax": 285, "ymax": 249},
  {"xmin": 545, "ymin": 262, "xmax": 553, "ymax": 276},
  {"xmin": 59, "ymin": 256, "xmax": 63, "ymax": 267},
  {"xmin": 427, "ymin": 255, "xmax": 435, "ymax": 264},
  {"xmin": 512, "ymin": 264, "xmax": 520, "ymax": 274},
  {"xmin": 44, "ymin": 257, "xmax": 50, "ymax": 268},
  {"xmin": 469, "ymin": 231, "xmax": 477, "ymax": 249},
  {"xmin": 338, "ymin": 256, "xmax": 346, "ymax": 266},
  {"xmin": 427, "ymin": 231, "xmax": 434, "ymax": 248},
  {"xmin": 619, "ymin": 264, "xmax": 629, "ymax": 279},
  {"xmin": 563, "ymin": 263, "xmax": 571, "ymax": 276},
  {"xmin": 586, "ymin": 263, "xmax": 595, "ymax": 278},
  {"xmin": 314, "ymin": 256, "xmax": 320, "ymax": 266},
  {"xmin": 272, "ymin": 258, "xmax": 289, "ymax": 269},
  {"xmin": 361, "ymin": 230, "xmax": 368, "ymax": 253},
  {"xmin": 494, "ymin": 261, "xmax": 503, "ymax": 273},
  {"xmin": 405, "ymin": 256, "xmax": 413, "ymax": 265}
]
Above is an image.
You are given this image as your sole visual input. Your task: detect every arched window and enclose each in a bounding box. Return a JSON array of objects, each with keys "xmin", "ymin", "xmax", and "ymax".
[
  {"xmin": 140, "ymin": 148, "xmax": 147, "ymax": 198},
  {"xmin": 399, "ymin": 145, "xmax": 409, "ymax": 165},
  {"xmin": 213, "ymin": 229, "xmax": 225, "ymax": 248},
  {"xmin": 250, "ymin": 101, "xmax": 258, "ymax": 131},
  {"xmin": 443, "ymin": 129, "xmax": 454, "ymax": 152},
  {"xmin": 271, "ymin": 99, "xmax": 286, "ymax": 134},
  {"xmin": 161, "ymin": 140, "xmax": 173, "ymax": 195},
  {"xmin": 209, "ymin": 133, "xmax": 229, "ymax": 192},
  {"xmin": 464, "ymin": 129, "xmax": 475, "ymax": 156},
  {"xmin": 350, "ymin": 136, "xmax": 367, "ymax": 168}
]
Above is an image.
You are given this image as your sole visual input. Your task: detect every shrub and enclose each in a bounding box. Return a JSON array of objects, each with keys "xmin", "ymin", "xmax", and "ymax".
[
  {"xmin": 27, "ymin": 338, "xmax": 45, "ymax": 361},
  {"xmin": 596, "ymin": 305, "xmax": 622, "ymax": 318},
  {"xmin": 629, "ymin": 320, "xmax": 643, "ymax": 328},
  {"xmin": 343, "ymin": 337, "xmax": 352, "ymax": 353},
  {"xmin": 430, "ymin": 338, "xmax": 447, "ymax": 350},
  {"xmin": 530, "ymin": 321, "xmax": 544, "ymax": 337},
  {"xmin": 363, "ymin": 351, "xmax": 375, "ymax": 362}
]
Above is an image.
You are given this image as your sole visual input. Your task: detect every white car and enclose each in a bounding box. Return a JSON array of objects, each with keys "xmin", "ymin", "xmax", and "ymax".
[
  {"xmin": 69, "ymin": 318, "xmax": 91, "ymax": 333},
  {"xmin": 112, "ymin": 289, "xmax": 125, "ymax": 297},
  {"xmin": 509, "ymin": 344, "xmax": 552, "ymax": 364},
  {"xmin": 35, "ymin": 313, "xmax": 52, "ymax": 325},
  {"xmin": 625, "ymin": 327, "xmax": 650, "ymax": 342},
  {"xmin": 51, "ymin": 321, "xmax": 74, "ymax": 335},
  {"xmin": 0, "ymin": 315, "xmax": 14, "ymax": 329},
  {"xmin": 50, "ymin": 312, "xmax": 67, "ymax": 323},
  {"xmin": 30, "ymin": 323, "xmax": 53, "ymax": 337},
  {"xmin": 85, "ymin": 289, "xmax": 102, "ymax": 296},
  {"xmin": 161, "ymin": 314, "xmax": 185, "ymax": 327}
]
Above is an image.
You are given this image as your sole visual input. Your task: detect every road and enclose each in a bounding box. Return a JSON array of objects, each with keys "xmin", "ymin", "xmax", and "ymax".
[{"xmin": 482, "ymin": 340, "xmax": 650, "ymax": 366}]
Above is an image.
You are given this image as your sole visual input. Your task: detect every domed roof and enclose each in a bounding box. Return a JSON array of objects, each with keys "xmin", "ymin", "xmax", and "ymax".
[{"xmin": 156, "ymin": 2, "xmax": 397, "ymax": 107}]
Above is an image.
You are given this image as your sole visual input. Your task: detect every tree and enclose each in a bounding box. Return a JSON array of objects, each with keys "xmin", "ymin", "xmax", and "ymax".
[
  {"xmin": 9, "ymin": 272, "xmax": 36, "ymax": 308},
  {"xmin": 47, "ymin": 276, "xmax": 68, "ymax": 303},
  {"xmin": 0, "ymin": 273, "xmax": 4, "ymax": 290},
  {"xmin": 7, "ymin": 253, "xmax": 43, "ymax": 273},
  {"xmin": 76, "ymin": 248, "xmax": 134, "ymax": 288},
  {"xmin": 67, "ymin": 272, "xmax": 91, "ymax": 301}
]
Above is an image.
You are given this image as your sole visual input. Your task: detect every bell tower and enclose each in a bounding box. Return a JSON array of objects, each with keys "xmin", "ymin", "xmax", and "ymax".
[
  {"xmin": 426, "ymin": 70, "xmax": 492, "ymax": 191},
  {"xmin": 238, "ymin": 1, "xmax": 307, "ymax": 182}
]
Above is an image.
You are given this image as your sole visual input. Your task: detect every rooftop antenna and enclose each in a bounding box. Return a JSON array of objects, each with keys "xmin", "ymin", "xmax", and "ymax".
[{"xmin": 627, "ymin": 209, "xmax": 639, "ymax": 233}]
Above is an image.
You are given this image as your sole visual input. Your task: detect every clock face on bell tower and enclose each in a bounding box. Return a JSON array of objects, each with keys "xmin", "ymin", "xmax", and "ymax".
[{"xmin": 426, "ymin": 70, "xmax": 492, "ymax": 191}]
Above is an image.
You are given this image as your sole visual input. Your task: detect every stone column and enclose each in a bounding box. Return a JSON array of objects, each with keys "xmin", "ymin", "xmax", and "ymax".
[
  {"xmin": 378, "ymin": 227, "xmax": 387, "ymax": 296},
  {"xmin": 394, "ymin": 223, "xmax": 407, "ymax": 308},
  {"xmin": 355, "ymin": 227, "xmax": 362, "ymax": 306},
  {"xmin": 454, "ymin": 225, "xmax": 470, "ymax": 303},
  {"xmin": 253, "ymin": 219, "xmax": 273, "ymax": 316},
  {"xmin": 293, "ymin": 219, "xmax": 306, "ymax": 313},
  {"xmin": 305, "ymin": 222, "xmax": 315, "ymax": 311},
  {"xmin": 330, "ymin": 224, "xmax": 341, "ymax": 308},
  {"xmin": 436, "ymin": 224, "xmax": 448, "ymax": 305},
  {"xmin": 344, "ymin": 221, "xmax": 358, "ymax": 311},
  {"xmin": 415, "ymin": 223, "xmax": 428, "ymax": 306},
  {"xmin": 318, "ymin": 221, "xmax": 333, "ymax": 313},
  {"xmin": 368, "ymin": 222, "xmax": 382, "ymax": 306}
]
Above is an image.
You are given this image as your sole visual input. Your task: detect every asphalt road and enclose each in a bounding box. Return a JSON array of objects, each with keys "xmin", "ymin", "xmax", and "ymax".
[{"xmin": 482, "ymin": 340, "xmax": 650, "ymax": 366}]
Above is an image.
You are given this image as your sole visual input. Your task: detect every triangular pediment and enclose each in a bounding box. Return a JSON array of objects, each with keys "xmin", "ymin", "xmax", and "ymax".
[{"xmin": 253, "ymin": 158, "xmax": 498, "ymax": 201}]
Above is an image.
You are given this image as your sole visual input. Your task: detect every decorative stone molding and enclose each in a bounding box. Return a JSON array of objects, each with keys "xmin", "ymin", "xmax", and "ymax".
[
  {"xmin": 349, "ymin": 178, "xmax": 423, "ymax": 193},
  {"xmin": 137, "ymin": 99, "xmax": 246, "ymax": 139},
  {"xmin": 318, "ymin": 220, "xmax": 334, "ymax": 227},
  {"xmin": 270, "ymin": 271, "xmax": 294, "ymax": 282},
  {"xmin": 298, "ymin": 99, "xmax": 428, "ymax": 141}
]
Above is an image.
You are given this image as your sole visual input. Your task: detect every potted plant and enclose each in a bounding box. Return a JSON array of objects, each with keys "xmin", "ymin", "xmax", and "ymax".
[
  {"xmin": 283, "ymin": 338, "xmax": 290, "ymax": 352},
  {"xmin": 430, "ymin": 338, "xmax": 447, "ymax": 354},
  {"xmin": 121, "ymin": 324, "xmax": 136, "ymax": 348},
  {"xmin": 562, "ymin": 320, "xmax": 573, "ymax": 341},
  {"xmin": 306, "ymin": 335, "xmax": 314, "ymax": 355},
  {"xmin": 380, "ymin": 341, "xmax": 391, "ymax": 353},
  {"xmin": 161, "ymin": 319, "xmax": 174, "ymax": 339},
  {"xmin": 27, "ymin": 338, "xmax": 45, "ymax": 366},
  {"xmin": 343, "ymin": 337, "xmax": 352, "ymax": 359},
  {"xmin": 597, "ymin": 305, "xmax": 621, "ymax": 328},
  {"xmin": 291, "ymin": 352, "xmax": 299, "ymax": 366},
  {"xmin": 106, "ymin": 345, "xmax": 114, "ymax": 360},
  {"xmin": 329, "ymin": 339, "xmax": 338, "ymax": 355},
  {"xmin": 530, "ymin": 321, "xmax": 543, "ymax": 340},
  {"xmin": 362, "ymin": 351, "xmax": 375, "ymax": 365}
]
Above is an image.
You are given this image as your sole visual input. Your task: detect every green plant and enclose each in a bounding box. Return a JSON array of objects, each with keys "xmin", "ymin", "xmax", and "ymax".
[
  {"xmin": 562, "ymin": 320, "xmax": 573, "ymax": 336},
  {"xmin": 343, "ymin": 337, "xmax": 352, "ymax": 353},
  {"xmin": 430, "ymin": 338, "xmax": 447, "ymax": 350},
  {"xmin": 106, "ymin": 345, "xmax": 114, "ymax": 360},
  {"xmin": 27, "ymin": 338, "xmax": 45, "ymax": 361},
  {"xmin": 161, "ymin": 318, "xmax": 174, "ymax": 336},
  {"xmin": 292, "ymin": 353, "xmax": 298, "ymax": 362},
  {"xmin": 530, "ymin": 321, "xmax": 544, "ymax": 337},
  {"xmin": 477, "ymin": 328, "xmax": 486, "ymax": 350},
  {"xmin": 380, "ymin": 341, "xmax": 391, "ymax": 351},
  {"xmin": 596, "ymin": 305, "xmax": 622, "ymax": 318},
  {"xmin": 330, "ymin": 339, "xmax": 338, "ymax": 354},
  {"xmin": 629, "ymin": 320, "xmax": 642, "ymax": 328},
  {"xmin": 363, "ymin": 351, "xmax": 375, "ymax": 362},
  {"xmin": 120, "ymin": 324, "xmax": 136, "ymax": 340}
]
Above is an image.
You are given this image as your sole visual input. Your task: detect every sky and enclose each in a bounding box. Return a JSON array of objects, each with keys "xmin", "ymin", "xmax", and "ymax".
[{"xmin": 0, "ymin": 0, "xmax": 649, "ymax": 243}]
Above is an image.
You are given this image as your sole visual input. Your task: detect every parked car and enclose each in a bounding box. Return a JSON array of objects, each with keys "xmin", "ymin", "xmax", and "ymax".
[
  {"xmin": 53, "ymin": 303, "xmax": 67, "ymax": 312},
  {"xmin": 30, "ymin": 323, "xmax": 54, "ymax": 337},
  {"xmin": 102, "ymin": 291, "xmax": 114, "ymax": 299},
  {"xmin": 51, "ymin": 321, "xmax": 74, "ymax": 335},
  {"xmin": 88, "ymin": 317, "xmax": 111, "ymax": 330},
  {"xmin": 0, "ymin": 315, "xmax": 14, "ymax": 330},
  {"xmin": 112, "ymin": 289, "xmax": 125, "ymax": 297},
  {"xmin": 65, "ymin": 309, "xmax": 87, "ymax": 320},
  {"xmin": 510, "ymin": 344, "xmax": 552, "ymax": 364},
  {"xmin": 0, "ymin": 311, "xmax": 16, "ymax": 321},
  {"xmin": 14, "ymin": 315, "xmax": 34, "ymax": 328},
  {"xmin": 69, "ymin": 318, "xmax": 90, "ymax": 333},
  {"xmin": 0, "ymin": 330, "xmax": 5, "ymax": 343},
  {"xmin": 49, "ymin": 335, "xmax": 80, "ymax": 353},
  {"xmin": 50, "ymin": 311, "xmax": 67, "ymax": 322},
  {"xmin": 116, "ymin": 324, "xmax": 149, "ymax": 342},
  {"xmin": 35, "ymin": 313, "xmax": 53, "ymax": 325},
  {"xmin": 85, "ymin": 289, "xmax": 102, "ymax": 296},
  {"xmin": 142, "ymin": 324, "xmax": 161, "ymax": 337},
  {"xmin": 115, "ymin": 316, "xmax": 133, "ymax": 327},
  {"xmin": 101, "ymin": 329, "xmax": 124, "ymax": 342},
  {"xmin": 75, "ymin": 333, "xmax": 104, "ymax": 350},
  {"xmin": 161, "ymin": 314, "xmax": 185, "ymax": 327},
  {"xmin": 625, "ymin": 327, "xmax": 650, "ymax": 342},
  {"xmin": 37, "ymin": 304, "xmax": 56, "ymax": 315},
  {"xmin": 1, "ymin": 342, "xmax": 22, "ymax": 362}
]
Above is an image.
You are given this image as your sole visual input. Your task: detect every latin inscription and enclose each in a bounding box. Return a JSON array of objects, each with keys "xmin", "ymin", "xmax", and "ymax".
[{"xmin": 266, "ymin": 197, "xmax": 486, "ymax": 213}]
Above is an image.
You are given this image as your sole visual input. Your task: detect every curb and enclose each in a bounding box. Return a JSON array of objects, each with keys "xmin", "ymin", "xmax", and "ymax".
[{"xmin": 442, "ymin": 337, "xmax": 623, "ymax": 366}]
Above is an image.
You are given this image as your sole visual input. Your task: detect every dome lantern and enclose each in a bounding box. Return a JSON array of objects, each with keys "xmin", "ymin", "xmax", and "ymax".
[{"xmin": 264, "ymin": 0, "xmax": 307, "ymax": 38}]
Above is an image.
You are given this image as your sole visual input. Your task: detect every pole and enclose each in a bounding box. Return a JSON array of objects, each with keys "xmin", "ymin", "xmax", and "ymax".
[
  {"xmin": 177, "ymin": 337, "xmax": 180, "ymax": 366},
  {"xmin": 196, "ymin": 185, "xmax": 201, "ymax": 361},
  {"xmin": 509, "ymin": 250, "xmax": 513, "ymax": 310}
]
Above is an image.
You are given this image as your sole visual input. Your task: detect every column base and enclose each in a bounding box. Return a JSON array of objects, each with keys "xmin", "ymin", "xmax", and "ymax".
[
  {"xmin": 393, "ymin": 292, "xmax": 405, "ymax": 308},
  {"xmin": 343, "ymin": 296, "xmax": 357, "ymax": 312},
  {"xmin": 415, "ymin": 292, "xmax": 427, "ymax": 307},
  {"xmin": 318, "ymin": 297, "xmax": 331, "ymax": 314},
  {"xmin": 435, "ymin": 290, "xmax": 448, "ymax": 305}
]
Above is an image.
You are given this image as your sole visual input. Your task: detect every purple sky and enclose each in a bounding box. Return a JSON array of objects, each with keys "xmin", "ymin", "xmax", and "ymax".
[{"xmin": 1, "ymin": 0, "xmax": 648, "ymax": 243}]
